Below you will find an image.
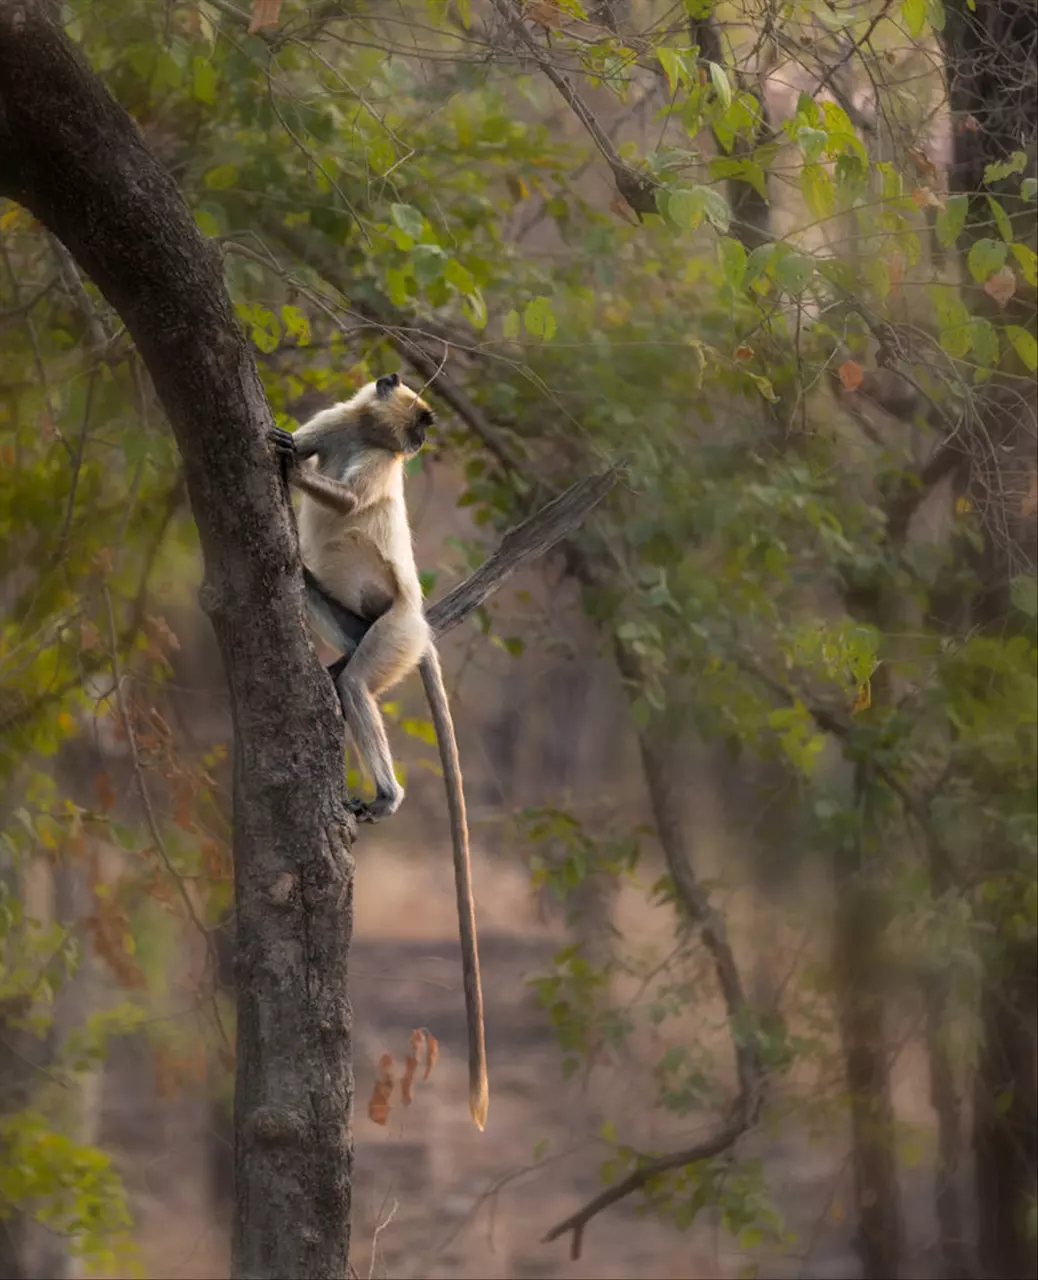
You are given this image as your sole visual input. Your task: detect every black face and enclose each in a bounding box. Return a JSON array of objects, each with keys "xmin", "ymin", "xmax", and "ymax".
[{"xmin": 406, "ymin": 408, "xmax": 434, "ymax": 455}]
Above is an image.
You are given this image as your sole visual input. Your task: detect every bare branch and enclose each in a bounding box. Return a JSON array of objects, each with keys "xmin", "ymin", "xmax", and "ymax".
[
  {"xmin": 540, "ymin": 642, "xmax": 766, "ymax": 1258},
  {"xmin": 427, "ymin": 465, "xmax": 621, "ymax": 635},
  {"xmin": 487, "ymin": 0, "xmax": 659, "ymax": 217}
]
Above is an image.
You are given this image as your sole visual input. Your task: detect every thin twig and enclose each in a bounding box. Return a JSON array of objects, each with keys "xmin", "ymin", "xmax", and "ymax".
[{"xmin": 100, "ymin": 583, "xmax": 230, "ymax": 1051}]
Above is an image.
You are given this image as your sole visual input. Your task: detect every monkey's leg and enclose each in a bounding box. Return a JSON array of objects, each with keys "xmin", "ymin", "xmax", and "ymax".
[
  {"xmin": 335, "ymin": 608, "xmax": 426, "ymax": 822},
  {"xmin": 335, "ymin": 675, "xmax": 403, "ymax": 821}
]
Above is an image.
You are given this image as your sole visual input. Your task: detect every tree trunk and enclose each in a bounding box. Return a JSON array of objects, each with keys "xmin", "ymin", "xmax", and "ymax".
[
  {"xmin": 0, "ymin": 7, "xmax": 355, "ymax": 1277},
  {"xmin": 940, "ymin": 8, "xmax": 1038, "ymax": 1277},
  {"xmin": 832, "ymin": 766, "xmax": 904, "ymax": 1280},
  {"xmin": 972, "ymin": 937, "xmax": 1038, "ymax": 1280}
]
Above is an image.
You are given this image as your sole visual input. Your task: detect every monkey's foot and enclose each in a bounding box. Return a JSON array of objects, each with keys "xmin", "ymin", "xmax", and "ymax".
[{"xmin": 347, "ymin": 789, "xmax": 403, "ymax": 823}]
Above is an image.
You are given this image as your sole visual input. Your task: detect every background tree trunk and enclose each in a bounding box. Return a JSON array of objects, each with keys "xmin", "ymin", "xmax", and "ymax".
[{"xmin": 0, "ymin": 6, "xmax": 355, "ymax": 1277}]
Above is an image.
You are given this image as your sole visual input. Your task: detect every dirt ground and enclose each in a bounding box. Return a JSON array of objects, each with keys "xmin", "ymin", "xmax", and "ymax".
[{"xmin": 96, "ymin": 827, "xmax": 954, "ymax": 1280}]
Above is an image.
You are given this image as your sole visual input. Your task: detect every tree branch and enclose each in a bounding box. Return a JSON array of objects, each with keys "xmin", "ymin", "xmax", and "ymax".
[
  {"xmin": 311, "ymin": 465, "xmax": 622, "ymax": 661},
  {"xmin": 488, "ymin": 0, "xmax": 659, "ymax": 217},
  {"xmin": 540, "ymin": 642, "xmax": 766, "ymax": 1259}
]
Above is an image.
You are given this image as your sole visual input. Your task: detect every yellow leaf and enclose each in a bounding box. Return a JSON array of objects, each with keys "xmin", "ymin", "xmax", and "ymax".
[{"xmin": 955, "ymin": 495, "xmax": 972, "ymax": 516}]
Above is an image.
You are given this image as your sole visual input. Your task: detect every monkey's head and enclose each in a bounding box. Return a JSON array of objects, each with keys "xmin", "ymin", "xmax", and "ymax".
[{"xmin": 356, "ymin": 372, "xmax": 434, "ymax": 457}]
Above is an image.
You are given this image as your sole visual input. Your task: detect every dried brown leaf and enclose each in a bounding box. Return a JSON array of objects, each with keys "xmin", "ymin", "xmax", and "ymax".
[
  {"xmin": 424, "ymin": 1031, "xmax": 439, "ymax": 1080},
  {"xmin": 838, "ymin": 360, "xmax": 864, "ymax": 392},
  {"xmin": 248, "ymin": 0, "xmax": 281, "ymax": 34},
  {"xmin": 983, "ymin": 265, "xmax": 1016, "ymax": 310},
  {"xmin": 367, "ymin": 1053, "xmax": 395, "ymax": 1126}
]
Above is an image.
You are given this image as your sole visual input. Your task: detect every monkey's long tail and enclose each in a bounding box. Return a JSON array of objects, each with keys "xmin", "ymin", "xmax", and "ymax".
[{"xmin": 419, "ymin": 647, "xmax": 488, "ymax": 1132}]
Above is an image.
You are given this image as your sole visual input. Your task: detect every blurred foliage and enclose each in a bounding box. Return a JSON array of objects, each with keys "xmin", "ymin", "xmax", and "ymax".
[{"xmin": 1, "ymin": 0, "xmax": 1036, "ymax": 1269}]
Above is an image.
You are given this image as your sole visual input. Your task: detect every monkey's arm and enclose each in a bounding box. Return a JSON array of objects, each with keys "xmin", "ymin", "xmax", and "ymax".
[
  {"xmin": 290, "ymin": 468, "xmax": 359, "ymax": 515},
  {"xmin": 290, "ymin": 405, "xmax": 349, "ymax": 460}
]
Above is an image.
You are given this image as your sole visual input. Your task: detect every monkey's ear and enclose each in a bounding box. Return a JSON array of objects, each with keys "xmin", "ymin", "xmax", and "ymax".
[{"xmin": 375, "ymin": 373, "xmax": 401, "ymax": 399}]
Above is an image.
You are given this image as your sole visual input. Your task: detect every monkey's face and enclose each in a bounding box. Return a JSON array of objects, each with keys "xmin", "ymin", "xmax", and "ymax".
[{"xmin": 372, "ymin": 373, "xmax": 434, "ymax": 457}]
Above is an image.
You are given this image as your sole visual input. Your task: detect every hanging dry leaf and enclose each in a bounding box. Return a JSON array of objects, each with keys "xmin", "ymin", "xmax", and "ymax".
[
  {"xmin": 367, "ymin": 1053, "xmax": 395, "ymax": 1126},
  {"xmin": 911, "ymin": 187, "xmax": 941, "ymax": 210},
  {"xmin": 734, "ymin": 344, "xmax": 754, "ymax": 361},
  {"xmin": 983, "ymin": 265, "xmax": 1016, "ymax": 310},
  {"xmin": 838, "ymin": 360, "xmax": 864, "ymax": 392},
  {"xmin": 906, "ymin": 147, "xmax": 938, "ymax": 180},
  {"xmin": 526, "ymin": 0, "xmax": 562, "ymax": 27},
  {"xmin": 424, "ymin": 1031, "xmax": 439, "ymax": 1079},
  {"xmin": 851, "ymin": 680, "xmax": 871, "ymax": 715},
  {"xmin": 94, "ymin": 771, "xmax": 115, "ymax": 812},
  {"xmin": 248, "ymin": 0, "xmax": 281, "ymax": 34},
  {"xmin": 401, "ymin": 1029, "xmax": 424, "ymax": 1107},
  {"xmin": 80, "ymin": 621, "xmax": 101, "ymax": 651}
]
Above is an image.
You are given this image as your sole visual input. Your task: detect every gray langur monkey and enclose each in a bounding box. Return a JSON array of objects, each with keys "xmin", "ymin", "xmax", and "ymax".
[{"xmin": 270, "ymin": 374, "xmax": 488, "ymax": 1131}]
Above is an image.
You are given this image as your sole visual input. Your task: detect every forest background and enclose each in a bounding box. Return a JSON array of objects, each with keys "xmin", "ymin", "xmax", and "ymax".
[{"xmin": 0, "ymin": 1, "xmax": 1035, "ymax": 1278}]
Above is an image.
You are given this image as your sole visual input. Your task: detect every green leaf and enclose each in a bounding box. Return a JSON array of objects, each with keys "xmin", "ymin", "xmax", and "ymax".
[
  {"xmin": 935, "ymin": 194, "xmax": 968, "ymax": 247},
  {"xmin": 775, "ymin": 251, "xmax": 814, "ymax": 295},
  {"xmin": 718, "ymin": 236, "xmax": 746, "ymax": 290},
  {"xmin": 709, "ymin": 155, "xmax": 768, "ymax": 200},
  {"xmin": 657, "ymin": 47, "xmax": 691, "ymax": 95},
  {"xmin": 523, "ymin": 295, "xmax": 557, "ymax": 341},
  {"xmin": 386, "ymin": 267, "xmax": 409, "ymax": 308},
  {"xmin": 744, "ymin": 243, "xmax": 775, "ymax": 285},
  {"xmin": 1011, "ymin": 242, "xmax": 1037, "ymax": 287},
  {"xmin": 203, "ymin": 163, "xmax": 237, "ymax": 190},
  {"xmin": 708, "ymin": 62, "xmax": 732, "ymax": 110},
  {"xmin": 750, "ymin": 373, "xmax": 778, "ymax": 402},
  {"xmin": 902, "ymin": 0, "xmax": 927, "ymax": 37},
  {"xmin": 192, "ymin": 59, "xmax": 217, "ymax": 106},
  {"xmin": 194, "ymin": 209, "xmax": 220, "ymax": 237},
  {"xmin": 1006, "ymin": 325, "xmax": 1038, "ymax": 371},
  {"xmin": 281, "ymin": 305, "xmax": 310, "ymax": 346},
  {"xmin": 983, "ymin": 150, "xmax": 1029, "ymax": 185},
  {"xmin": 698, "ymin": 185, "xmax": 730, "ymax": 232},
  {"xmin": 462, "ymin": 288, "xmax": 488, "ymax": 331},
  {"xmin": 390, "ymin": 203, "xmax": 425, "ymax": 239},
  {"xmin": 966, "ymin": 238, "xmax": 1008, "ymax": 282},
  {"xmin": 795, "ymin": 127, "xmax": 828, "ymax": 165},
  {"xmin": 412, "ymin": 243, "xmax": 447, "ymax": 286},
  {"xmin": 444, "ymin": 259, "xmax": 477, "ymax": 296},
  {"xmin": 666, "ymin": 188, "xmax": 704, "ymax": 231},
  {"xmin": 968, "ymin": 317, "xmax": 999, "ymax": 369},
  {"xmin": 800, "ymin": 163, "xmax": 835, "ymax": 219},
  {"xmin": 987, "ymin": 196, "xmax": 1013, "ymax": 243},
  {"xmin": 1022, "ymin": 178, "xmax": 1037, "ymax": 202},
  {"xmin": 502, "ymin": 308, "xmax": 521, "ymax": 340},
  {"xmin": 1010, "ymin": 574, "xmax": 1038, "ymax": 619}
]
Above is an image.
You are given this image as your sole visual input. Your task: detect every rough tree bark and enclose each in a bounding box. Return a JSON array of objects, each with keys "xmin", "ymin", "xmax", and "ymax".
[
  {"xmin": 940, "ymin": 6, "xmax": 1038, "ymax": 1276},
  {"xmin": 0, "ymin": 6, "xmax": 354, "ymax": 1277}
]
